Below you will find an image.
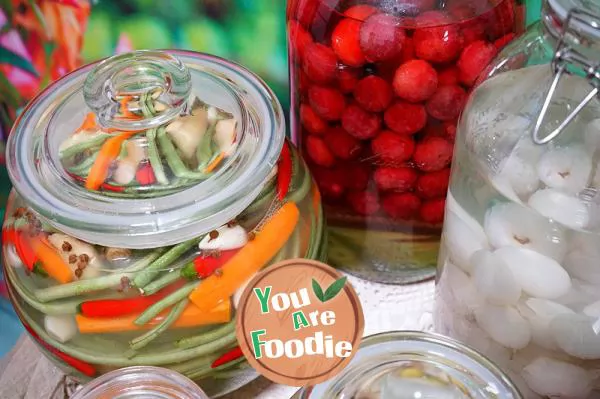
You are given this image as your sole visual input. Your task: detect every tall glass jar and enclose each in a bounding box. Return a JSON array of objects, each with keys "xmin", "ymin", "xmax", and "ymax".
[
  {"xmin": 2, "ymin": 50, "xmax": 325, "ymax": 397},
  {"xmin": 287, "ymin": 0, "xmax": 526, "ymax": 284},
  {"xmin": 436, "ymin": 1, "xmax": 600, "ymax": 398}
]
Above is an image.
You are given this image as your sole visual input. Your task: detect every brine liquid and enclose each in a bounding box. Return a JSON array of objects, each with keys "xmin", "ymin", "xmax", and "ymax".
[{"xmin": 436, "ymin": 132, "xmax": 600, "ymax": 399}]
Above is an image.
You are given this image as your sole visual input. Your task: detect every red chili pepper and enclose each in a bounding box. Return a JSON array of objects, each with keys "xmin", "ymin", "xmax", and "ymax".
[
  {"xmin": 2, "ymin": 226, "xmax": 15, "ymax": 246},
  {"xmin": 68, "ymin": 172, "xmax": 126, "ymax": 192},
  {"xmin": 14, "ymin": 231, "xmax": 40, "ymax": 272},
  {"xmin": 277, "ymin": 141, "xmax": 293, "ymax": 200},
  {"xmin": 211, "ymin": 346, "xmax": 244, "ymax": 368},
  {"xmin": 181, "ymin": 249, "xmax": 239, "ymax": 280},
  {"xmin": 135, "ymin": 163, "xmax": 156, "ymax": 186},
  {"xmin": 23, "ymin": 324, "xmax": 96, "ymax": 377},
  {"xmin": 79, "ymin": 281, "xmax": 185, "ymax": 318}
]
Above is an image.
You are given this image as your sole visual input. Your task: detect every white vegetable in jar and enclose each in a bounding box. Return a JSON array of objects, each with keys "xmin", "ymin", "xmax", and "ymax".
[
  {"xmin": 475, "ymin": 304, "xmax": 531, "ymax": 350},
  {"xmin": 522, "ymin": 357, "xmax": 593, "ymax": 398}
]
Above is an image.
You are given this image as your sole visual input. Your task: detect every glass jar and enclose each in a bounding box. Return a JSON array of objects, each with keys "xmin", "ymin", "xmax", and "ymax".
[
  {"xmin": 1, "ymin": 50, "xmax": 325, "ymax": 397},
  {"xmin": 70, "ymin": 366, "xmax": 209, "ymax": 399},
  {"xmin": 287, "ymin": 0, "xmax": 526, "ymax": 284},
  {"xmin": 436, "ymin": 1, "xmax": 600, "ymax": 398},
  {"xmin": 293, "ymin": 331, "xmax": 522, "ymax": 398}
]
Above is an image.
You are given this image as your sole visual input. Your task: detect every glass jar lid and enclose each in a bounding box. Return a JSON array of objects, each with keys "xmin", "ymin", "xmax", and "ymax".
[
  {"xmin": 547, "ymin": 0, "xmax": 600, "ymax": 39},
  {"xmin": 298, "ymin": 331, "xmax": 522, "ymax": 399},
  {"xmin": 6, "ymin": 50, "xmax": 285, "ymax": 249},
  {"xmin": 70, "ymin": 366, "xmax": 209, "ymax": 399}
]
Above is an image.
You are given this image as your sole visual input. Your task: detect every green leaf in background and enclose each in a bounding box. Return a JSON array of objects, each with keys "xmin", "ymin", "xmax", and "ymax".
[
  {"xmin": 82, "ymin": 13, "xmax": 115, "ymax": 61},
  {"xmin": 323, "ymin": 277, "xmax": 347, "ymax": 302},
  {"xmin": 118, "ymin": 16, "xmax": 172, "ymax": 51},
  {"xmin": 0, "ymin": 73, "xmax": 21, "ymax": 111},
  {"xmin": 179, "ymin": 19, "xmax": 232, "ymax": 58},
  {"xmin": 0, "ymin": 47, "xmax": 38, "ymax": 77},
  {"xmin": 312, "ymin": 279, "xmax": 325, "ymax": 302}
]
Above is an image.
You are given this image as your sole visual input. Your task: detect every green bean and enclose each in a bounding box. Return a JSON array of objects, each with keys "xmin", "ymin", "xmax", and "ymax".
[
  {"xmin": 129, "ymin": 298, "xmax": 188, "ymax": 352},
  {"xmin": 156, "ymin": 127, "xmax": 211, "ymax": 180},
  {"xmin": 141, "ymin": 271, "xmax": 181, "ymax": 296},
  {"xmin": 286, "ymin": 167, "xmax": 312, "ymax": 205},
  {"xmin": 176, "ymin": 321, "xmax": 236, "ymax": 349},
  {"xmin": 67, "ymin": 153, "xmax": 97, "ymax": 175},
  {"xmin": 170, "ymin": 353, "xmax": 216, "ymax": 374},
  {"xmin": 134, "ymin": 282, "xmax": 198, "ymax": 326},
  {"xmin": 133, "ymin": 239, "xmax": 197, "ymax": 288},
  {"xmin": 187, "ymin": 356, "xmax": 246, "ymax": 380},
  {"xmin": 140, "ymin": 94, "xmax": 153, "ymax": 118},
  {"xmin": 242, "ymin": 181, "xmax": 276, "ymax": 217},
  {"xmin": 35, "ymin": 250, "xmax": 164, "ymax": 302},
  {"xmin": 307, "ymin": 202, "xmax": 324, "ymax": 261},
  {"xmin": 146, "ymin": 128, "xmax": 169, "ymax": 185},
  {"xmin": 16, "ymin": 302, "xmax": 238, "ymax": 366},
  {"xmin": 196, "ymin": 122, "xmax": 216, "ymax": 170},
  {"xmin": 60, "ymin": 134, "xmax": 110, "ymax": 159}
]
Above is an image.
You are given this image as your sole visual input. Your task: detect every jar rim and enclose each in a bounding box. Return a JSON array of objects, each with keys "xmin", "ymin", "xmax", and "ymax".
[
  {"xmin": 546, "ymin": 0, "xmax": 600, "ymax": 39},
  {"xmin": 299, "ymin": 331, "xmax": 523, "ymax": 399},
  {"xmin": 6, "ymin": 50, "xmax": 285, "ymax": 249},
  {"xmin": 69, "ymin": 366, "xmax": 209, "ymax": 399}
]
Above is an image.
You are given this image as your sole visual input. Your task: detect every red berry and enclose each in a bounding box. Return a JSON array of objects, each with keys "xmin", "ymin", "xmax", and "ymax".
[
  {"xmin": 294, "ymin": 0, "xmax": 319, "ymax": 28},
  {"xmin": 308, "ymin": 86, "xmax": 346, "ymax": 121},
  {"xmin": 437, "ymin": 66, "xmax": 460, "ymax": 86},
  {"xmin": 325, "ymin": 127, "xmax": 362, "ymax": 160},
  {"xmin": 412, "ymin": 137, "xmax": 453, "ymax": 172},
  {"xmin": 306, "ymin": 136, "xmax": 336, "ymax": 167},
  {"xmin": 342, "ymin": 104, "xmax": 381, "ymax": 140},
  {"xmin": 415, "ymin": 10, "xmax": 448, "ymax": 26},
  {"xmin": 337, "ymin": 68, "xmax": 360, "ymax": 93},
  {"xmin": 332, "ymin": 19, "xmax": 366, "ymax": 67},
  {"xmin": 382, "ymin": 192, "xmax": 421, "ymax": 220},
  {"xmin": 300, "ymin": 104, "xmax": 327, "ymax": 135},
  {"xmin": 413, "ymin": 14, "xmax": 463, "ymax": 63},
  {"xmin": 420, "ymin": 198, "xmax": 446, "ymax": 224},
  {"xmin": 342, "ymin": 163, "xmax": 370, "ymax": 191},
  {"xmin": 360, "ymin": 13, "xmax": 407, "ymax": 62},
  {"xmin": 303, "ymin": 43, "xmax": 338, "ymax": 84},
  {"xmin": 449, "ymin": 4, "xmax": 487, "ymax": 45},
  {"xmin": 494, "ymin": 33, "xmax": 516, "ymax": 49},
  {"xmin": 299, "ymin": 71, "xmax": 310, "ymax": 94},
  {"xmin": 457, "ymin": 40, "xmax": 497, "ymax": 86},
  {"xmin": 384, "ymin": 0, "xmax": 436, "ymax": 17},
  {"xmin": 426, "ymin": 85, "xmax": 467, "ymax": 121},
  {"xmin": 288, "ymin": 20, "xmax": 313, "ymax": 60},
  {"xmin": 483, "ymin": 0, "xmax": 516, "ymax": 40},
  {"xmin": 344, "ymin": 4, "xmax": 378, "ymax": 20},
  {"xmin": 384, "ymin": 102, "xmax": 427, "ymax": 136},
  {"xmin": 347, "ymin": 191, "xmax": 380, "ymax": 216},
  {"xmin": 400, "ymin": 36, "xmax": 415, "ymax": 63},
  {"xmin": 374, "ymin": 167, "xmax": 418, "ymax": 192},
  {"xmin": 444, "ymin": 121, "xmax": 457, "ymax": 142},
  {"xmin": 393, "ymin": 60, "xmax": 438, "ymax": 103},
  {"xmin": 416, "ymin": 168, "xmax": 451, "ymax": 199},
  {"xmin": 313, "ymin": 167, "xmax": 345, "ymax": 199},
  {"xmin": 354, "ymin": 75, "xmax": 393, "ymax": 112},
  {"xmin": 371, "ymin": 130, "xmax": 415, "ymax": 164}
]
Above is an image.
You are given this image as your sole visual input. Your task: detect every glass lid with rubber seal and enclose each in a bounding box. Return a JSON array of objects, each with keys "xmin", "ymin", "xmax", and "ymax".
[{"xmin": 6, "ymin": 50, "xmax": 284, "ymax": 248}]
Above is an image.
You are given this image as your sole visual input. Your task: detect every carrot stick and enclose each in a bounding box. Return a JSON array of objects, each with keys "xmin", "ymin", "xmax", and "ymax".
[
  {"xmin": 75, "ymin": 300, "xmax": 231, "ymax": 334},
  {"xmin": 85, "ymin": 131, "xmax": 137, "ymax": 190},
  {"xmin": 30, "ymin": 236, "xmax": 73, "ymax": 284},
  {"xmin": 204, "ymin": 152, "xmax": 224, "ymax": 173},
  {"xmin": 76, "ymin": 112, "xmax": 97, "ymax": 133},
  {"xmin": 189, "ymin": 202, "xmax": 299, "ymax": 311},
  {"xmin": 117, "ymin": 96, "xmax": 143, "ymax": 120}
]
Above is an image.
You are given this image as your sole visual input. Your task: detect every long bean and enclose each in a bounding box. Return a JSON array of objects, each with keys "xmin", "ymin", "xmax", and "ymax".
[
  {"xmin": 286, "ymin": 166, "xmax": 312, "ymax": 205},
  {"xmin": 196, "ymin": 122, "xmax": 216, "ymax": 170},
  {"xmin": 35, "ymin": 250, "xmax": 164, "ymax": 302},
  {"xmin": 141, "ymin": 271, "xmax": 181, "ymax": 296},
  {"xmin": 133, "ymin": 239, "xmax": 197, "ymax": 288},
  {"xmin": 60, "ymin": 134, "xmax": 111, "ymax": 159},
  {"xmin": 134, "ymin": 282, "xmax": 198, "ymax": 326},
  {"xmin": 17, "ymin": 302, "xmax": 238, "ymax": 366},
  {"xmin": 67, "ymin": 153, "xmax": 98, "ymax": 175},
  {"xmin": 307, "ymin": 202, "xmax": 324, "ymax": 260},
  {"xmin": 156, "ymin": 127, "xmax": 211, "ymax": 180},
  {"xmin": 146, "ymin": 128, "xmax": 169, "ymax": 185},
  {"xmin": 129, "ymin": 298, "xmax": 188, "ymax": 352},
  {"xmin": 187, "ymin": 357, "xmax": 246, "ymax": 380},
  {"xmin": 176, "ymin": 321, "xmax": 236, "ymax": 349}
]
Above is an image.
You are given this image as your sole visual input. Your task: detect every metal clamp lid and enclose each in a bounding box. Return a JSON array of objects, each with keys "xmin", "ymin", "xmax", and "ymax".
[{"xmin": 532, "ymin": 7, "xmax": 600, "ymax": 144}]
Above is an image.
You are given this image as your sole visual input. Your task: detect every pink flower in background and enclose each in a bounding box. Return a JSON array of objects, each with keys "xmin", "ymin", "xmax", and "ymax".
[{"xmin": 115, "ymin": 33, "xmax": 133, "ymax": 55}]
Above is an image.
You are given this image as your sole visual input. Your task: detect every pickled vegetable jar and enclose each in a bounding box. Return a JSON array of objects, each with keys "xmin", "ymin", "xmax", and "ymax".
[
  {"xmin": 287, "ymin": 0, "xmax": 526, "ymax": 283},
  {"xmin": 294, "ymin": 331, "xmax": 522, "ymax": 399},
  {"xmin": 436, "ymin": 1, "xmax": 600, "ymax": 398},
  {"xmin": 2, "ymin": 50, "xmax": 325, "ymax": 397}
]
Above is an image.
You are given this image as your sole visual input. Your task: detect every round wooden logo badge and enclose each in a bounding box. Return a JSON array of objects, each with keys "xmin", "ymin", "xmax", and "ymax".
[{"xmin": 236, "ymin": 259, "xmax": 364, "ymax": 387}]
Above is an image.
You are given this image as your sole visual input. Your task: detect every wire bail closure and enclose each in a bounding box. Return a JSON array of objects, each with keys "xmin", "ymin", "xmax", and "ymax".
[{"xmin": 532, "ymin": 8, "xmax": 600, "ymax": 145}]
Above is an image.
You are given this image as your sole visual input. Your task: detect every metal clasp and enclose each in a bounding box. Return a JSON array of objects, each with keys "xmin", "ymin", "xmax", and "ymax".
[{"xmin": 532, "ymin": 8, "xmax": 600, "ymax": 145}]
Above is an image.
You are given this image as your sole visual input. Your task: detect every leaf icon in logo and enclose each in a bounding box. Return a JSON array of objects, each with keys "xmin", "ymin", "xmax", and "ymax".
[{"xmin": 312, "ymin": 277, "xmax": 347, "ymax": 303}]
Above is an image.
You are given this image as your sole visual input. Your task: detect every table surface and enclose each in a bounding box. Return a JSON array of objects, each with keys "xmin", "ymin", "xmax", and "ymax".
[{"xmin": 0, "ymin": 274, "xmax": 435, "ymax": 399}]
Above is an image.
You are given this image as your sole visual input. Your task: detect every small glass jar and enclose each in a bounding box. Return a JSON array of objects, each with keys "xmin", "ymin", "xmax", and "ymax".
[
  {"xmin": 293, "ymin": 331, "xmax": 522, "ymax": 399},
  {"xmin": 287, "ymin": 0, "xmax": 526, "ymax": 284},
  {"xmin": 70, "ymin": 366, "xmax": 209, "ymax": 399},
  {"xmin": 2, "ymin": 50, "xmax": 325, "ymax": 397},
  {"xmin": 436, "ymin": 1, "xmax": 600, "ymax": 398}
]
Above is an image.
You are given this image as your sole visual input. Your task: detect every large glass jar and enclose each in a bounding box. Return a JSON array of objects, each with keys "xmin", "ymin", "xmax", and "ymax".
[
  {"xmin": 436, "ymin": 1, "xmax": 600, "ymax": 398},
  {"xmin": 287, "ymin": 0, "xmax": 526, "ymax": 284},
  {"xmin": 1, "ymin": 50, "xmax": 325, "ymax": 397}
]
